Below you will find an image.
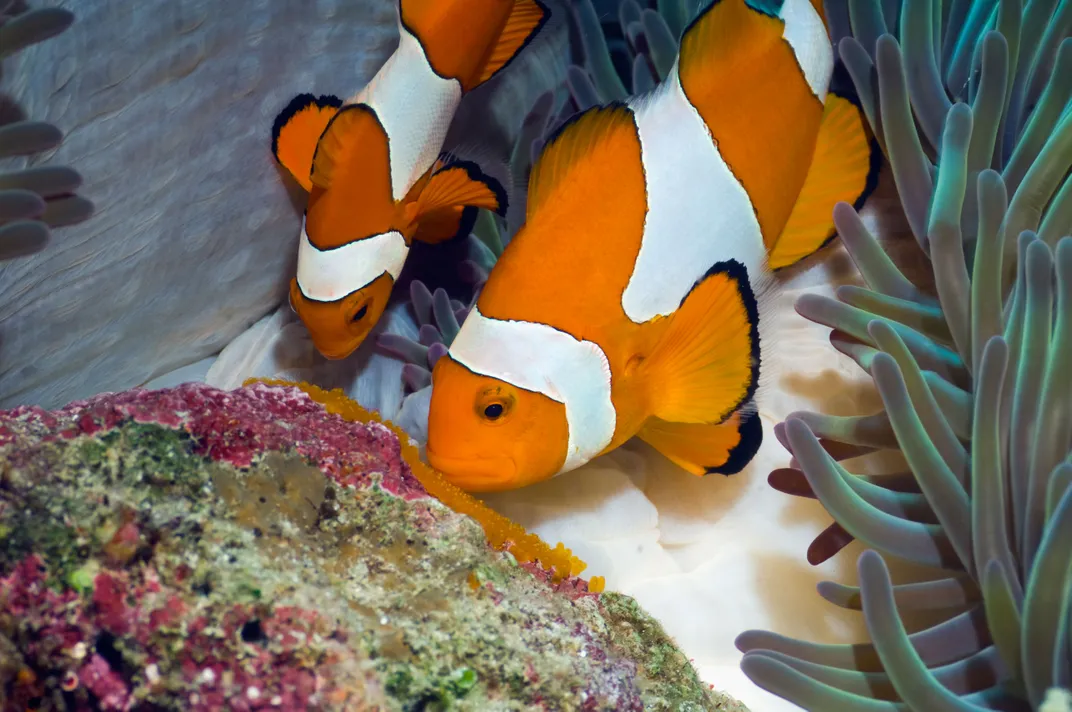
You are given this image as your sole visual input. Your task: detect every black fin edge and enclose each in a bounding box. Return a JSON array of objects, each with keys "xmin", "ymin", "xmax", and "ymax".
[
  {"xmin": 704, "ymin": 408, "xmax": 764, "ymax": 476},
  {"xmin": 270, "ymin": 93, "xmax": 343, "ymax": 161},
  {"xmin": 829, "ymin": 58, "xmax": 883, "ymax": 215},
  {"xmin": 677, "ymin": 258, "xmax": 762, "ymax": 422},
  {"xmin": 434, "ymin": 157, "xmax": 510, "ymax": 218}
]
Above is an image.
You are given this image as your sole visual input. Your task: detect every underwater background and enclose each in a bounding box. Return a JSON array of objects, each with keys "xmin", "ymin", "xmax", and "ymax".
[{"xmin": 2, "ymin": 0, "xmax": 1072, "ymax": 711}]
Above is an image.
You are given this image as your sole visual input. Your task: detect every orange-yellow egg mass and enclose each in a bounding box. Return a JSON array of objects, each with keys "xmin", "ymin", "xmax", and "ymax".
[{"xmin": 246, "ymin": 378, "xmax": 594, "ymax": 585}]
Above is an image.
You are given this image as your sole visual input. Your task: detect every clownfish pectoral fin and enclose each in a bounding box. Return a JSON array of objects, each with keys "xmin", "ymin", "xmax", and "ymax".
[
  {"xmin": 310, "ymin": 103, "xmax": 392, "ymax": 193},
  {"xmin": 408, "ymin": 160, "xmax": 507, "ymax": 244},
  {"xmin": 767, "ymin": 91, "xmax": 882, "ymax": 270},
  {"xmin": 638, "ymin": 408, "xmax": 764, "ymax": 476},
  {"xmin": 641, "ymin": 260, "xmax": 761, "ymax": 426},
  {"xmin": 410, "ymin": 205, "xmax": 473, "ymax": 244},
  {"xmin": 270, "ymin": 93, "xmax": 343, "ymax": 192},
  {"xmin": 474, "ymin": 0, "xmax": 551, "ymax": 87}
]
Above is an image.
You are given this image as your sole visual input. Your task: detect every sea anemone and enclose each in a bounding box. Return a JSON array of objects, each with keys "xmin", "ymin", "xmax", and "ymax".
[
  {"xmin": 0, "ymin": 2, "xmax": 92, "ymax": 262},
  {"xmin": 376, "ymin": 0, "xmax": 689, "ymax": 399},
  {"xmin": 736, "ymin": 0, "xmax": 1072, "ymax": 709}
]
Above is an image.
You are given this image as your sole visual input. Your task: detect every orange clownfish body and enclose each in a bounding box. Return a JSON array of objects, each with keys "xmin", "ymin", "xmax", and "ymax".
[
  {"xmin": 425, "ymin": 0, "xmax": 881, "ymax": 492},
  {"xmin": 270, "ymin": 0, "xmax": 551, "ymax": 359}
]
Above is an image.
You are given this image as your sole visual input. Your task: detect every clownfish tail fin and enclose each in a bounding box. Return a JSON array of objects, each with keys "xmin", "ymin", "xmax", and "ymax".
[
  {"xmin": 767, "ymin": 68, "xmax": 883, "ymax": 270},
  {"xmin": 473, "ymin": 0, "xmax": 553, "ymax": 87},
  {"xmin": 402, "ymin": 0, "xmax": 556, "ymax": 92},
  {"xmin": 271, "ymin": 93, "xmax": 343, "ymax": 192}
]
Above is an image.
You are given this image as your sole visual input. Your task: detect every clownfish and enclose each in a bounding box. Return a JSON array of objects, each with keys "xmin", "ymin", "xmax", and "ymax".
[
  {"xmin": 424, "ymin": 0, "xmax": 881, "ymax": 492},
  {"xmin": 269, "ymin": 0, "xmax": 551, "ymax": 360}
]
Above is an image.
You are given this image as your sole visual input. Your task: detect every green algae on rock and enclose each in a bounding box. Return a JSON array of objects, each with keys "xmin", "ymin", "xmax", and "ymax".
[{"xmin": 0, "ymin": 382, "xmax": 739, "ymax": 711}]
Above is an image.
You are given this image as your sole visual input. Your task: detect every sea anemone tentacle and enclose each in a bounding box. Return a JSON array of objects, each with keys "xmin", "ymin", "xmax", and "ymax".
[{"xmin": 739, "ymin": 0, "xmax": 1072, "ymax": 707}]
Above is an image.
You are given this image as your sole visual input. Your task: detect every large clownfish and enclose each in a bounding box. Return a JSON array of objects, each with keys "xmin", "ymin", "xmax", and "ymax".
[
  {"xmin": 270, "ymin": 0, "xmax": 551, "ymax": 360},
  {"xmin": 425, "ymin": 0, "xmax": 881, "ymax": 492}
]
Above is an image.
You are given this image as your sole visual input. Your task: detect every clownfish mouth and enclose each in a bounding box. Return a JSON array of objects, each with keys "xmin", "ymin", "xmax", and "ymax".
[
  {"xmin": 317, "ymin": 347, "xmax": 356, "ymax": 361},
  {"xmin": 425, "ymin": 447, "xmax": 517, "ymax": 492},
  {"xmin": 310, "ymin": 338, "xmax": 362, "ymax": 361}
]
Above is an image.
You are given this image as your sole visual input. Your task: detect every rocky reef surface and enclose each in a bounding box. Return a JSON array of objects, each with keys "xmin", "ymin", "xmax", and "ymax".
[{"xmin": 0, "ymin": 381, "xmax": 740, "ymax": 711}]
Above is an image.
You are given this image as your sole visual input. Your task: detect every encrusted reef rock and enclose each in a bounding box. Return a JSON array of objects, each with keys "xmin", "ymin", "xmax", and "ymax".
[{"xmin": 0, "ymin": 382, "xmax": 739, "ymax": 711}]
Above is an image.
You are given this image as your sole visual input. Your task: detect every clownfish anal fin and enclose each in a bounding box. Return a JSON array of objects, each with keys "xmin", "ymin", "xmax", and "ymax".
[
  {"xmin": 271, "ymin": 93, "xmax": 343, "ymax": 192},
  {"xmin": 642, "ymin": 260, "xmax": 761, "ymax": 426},
  {"xmin": 408, "ymin": 161, "xmax": 506, "ymax": 243},
  {"xmin": 475, "ymin": 0, "xmax": 550, "ymax": 86},
  {"xmin": 768, "ymin": 92, "xmax": 882, "ymax": 270},
  {"xmin": 637, "ymin": 408, "xmax": 763, "ymax": 477}
]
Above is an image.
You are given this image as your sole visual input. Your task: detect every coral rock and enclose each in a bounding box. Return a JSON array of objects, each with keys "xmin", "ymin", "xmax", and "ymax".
[{"xmin": 0, "ymin": 382, "xmax": 737, "ymax": 711}]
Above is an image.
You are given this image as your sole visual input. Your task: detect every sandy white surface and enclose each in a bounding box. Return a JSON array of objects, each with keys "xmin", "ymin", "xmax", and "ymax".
[{"xmin": 157, "ymin": 187, "xmax": 930, "ymax": 712}]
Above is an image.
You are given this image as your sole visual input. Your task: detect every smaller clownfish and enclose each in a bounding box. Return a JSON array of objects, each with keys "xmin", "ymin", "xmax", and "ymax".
[
  {"xmin": 270, "ymin": 0, "xmax": 551, "ymax": 360},
  {"xmin": 425, "ymin": 0, "xmax": 882, "ymax": 492}
]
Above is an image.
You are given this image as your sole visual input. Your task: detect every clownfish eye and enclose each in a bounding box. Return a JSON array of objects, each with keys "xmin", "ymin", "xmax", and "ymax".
[
  {"xmin": 476, "ymin": 389, "xmax": 514, "ymax": 422},
  {"xmin": 351, "ymin": 304, "xmax": 369, "ymax": 323}
]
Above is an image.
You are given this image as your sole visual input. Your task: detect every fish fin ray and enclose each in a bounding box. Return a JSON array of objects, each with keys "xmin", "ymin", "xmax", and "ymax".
[
  {"xmin": 475, "ymin": 0, "xmax": 551, "ymax": 86},
  {"xmin": 439, "ymin": 142, "xmax": 516, "ymax": 214},
  {"xmin": 526, "ymin": 103, "xmax": 635, "ymax": 217},
  {"xmin": 768, "ymin": 91, "xmax": 882, "ymax": 270},
  {"xmin": 415, "ymin": 161, "xmax": 506, "ymax": 214},
  {"xmin": 638, "ymin": 408, "xmax": 763, "ymax": 476},
  {"xmin": 642, "ymin": 260, "xmax": 760, "ymax": 424},
  {"xmin": 405, "ymin": 160, "xmax": 506, "ymax": 243},
  {"xmin": 271, "ymin": 93, "xmax": 342, "ymax": 192}
]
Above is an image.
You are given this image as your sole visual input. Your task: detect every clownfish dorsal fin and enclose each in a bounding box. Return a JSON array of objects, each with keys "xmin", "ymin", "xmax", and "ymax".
[
  {"xmin": 405, "ymin": 159, "xmax": 507, "ymax": 243},
  {"xmin": 526, "ymin": 103, "xmax": 636, "ymax": 218},
  {"xmin": 767, "ymin": 91, "xmax": 882, "ymax": 270},
  {"xmin": 638, "ymin": 408, "xmax": 763, "ymax": 476},
  {"xmin": 640, "ymin": 260, "xmax": 761, "ymax": 426},
  {"xmin": 677, "ymin": 0, "xmax": 784, "ymax": 83},
  {"xmin": 475, "ymin": 0, "xmax": 551, "ymax": 86},
  {"xmin": 271, "ymin": 93, "xmax": 342, "ymax": 192}
]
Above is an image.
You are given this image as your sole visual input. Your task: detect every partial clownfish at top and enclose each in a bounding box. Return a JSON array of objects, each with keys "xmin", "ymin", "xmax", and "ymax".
[
  {"xmin": 425, "ymin": 0, "xmax": 882, "ymax": 492},
  {"xmin": 270, "ymin": 0, "xmax": 552, "ymax": 360}
]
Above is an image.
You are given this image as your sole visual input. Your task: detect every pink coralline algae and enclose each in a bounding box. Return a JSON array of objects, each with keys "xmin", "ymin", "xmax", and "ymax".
[
  {"xmin": 0, "ymin": 382, "xmax": 734, "ymax": 711},
  {"xmin": 0, "ymin": 382, "xmax": 425, "ymax": 498},
  {"xmin": 518, "ymin": 562, "xmax": 602, "ymax": 601},
  {"xmin": 0, "ymin": 556, "xmax": 363, "ymax": 711}
]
